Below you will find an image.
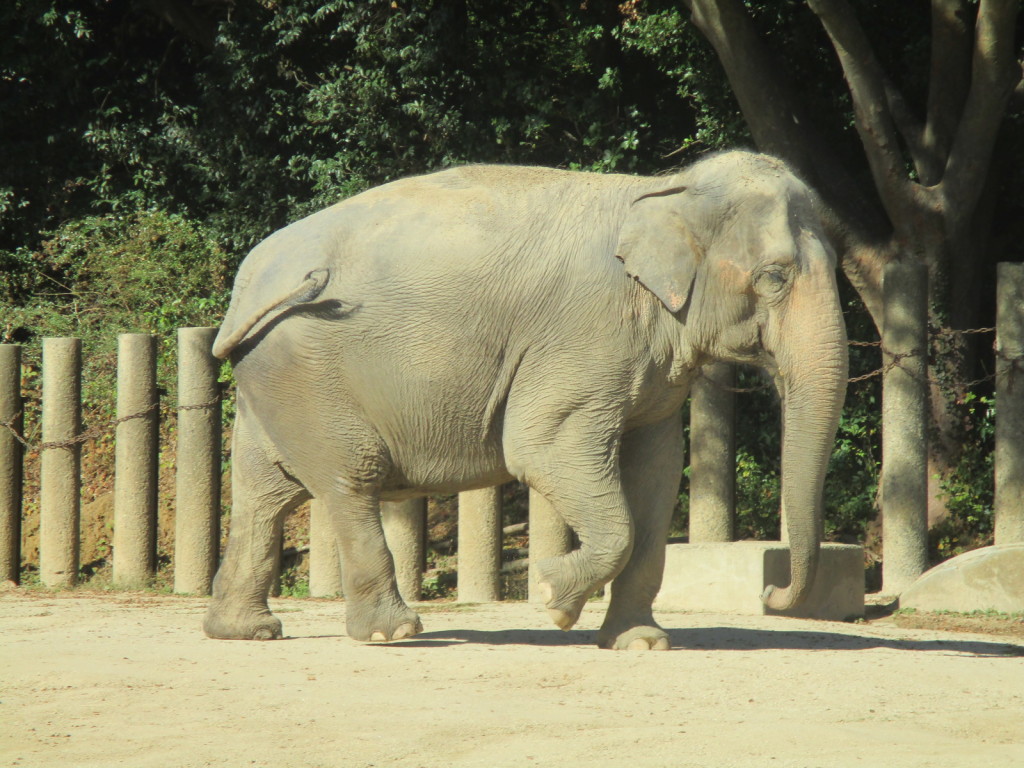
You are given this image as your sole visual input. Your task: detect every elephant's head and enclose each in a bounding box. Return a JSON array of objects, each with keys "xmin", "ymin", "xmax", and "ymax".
[{"xmin": 616, "ymin": 150, "xmax": 849, "ymax": 611}]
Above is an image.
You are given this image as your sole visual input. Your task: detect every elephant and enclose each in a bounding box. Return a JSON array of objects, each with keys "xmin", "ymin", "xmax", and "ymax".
[{"xmin": 203, "ymin": 149, "xmax": 848, "ymax": 650}]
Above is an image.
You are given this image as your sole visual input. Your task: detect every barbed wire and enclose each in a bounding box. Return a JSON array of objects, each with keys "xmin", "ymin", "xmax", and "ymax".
[{"xmin": 0, "ymin": 393, "xmax": 224, "ymax": 453}]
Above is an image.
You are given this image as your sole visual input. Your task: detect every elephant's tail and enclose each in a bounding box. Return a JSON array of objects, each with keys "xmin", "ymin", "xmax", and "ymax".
[{"xmin": 212, "ymin": 268, "xmax": 330, "ymax": 359}]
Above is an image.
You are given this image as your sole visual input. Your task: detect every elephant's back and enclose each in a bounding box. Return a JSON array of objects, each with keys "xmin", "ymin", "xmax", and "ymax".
[
  {"xmin": 317, "ymin": 166, "xmax": 637, "ymax": 303},
  {"xmin": 285, "ymin": 167, "xmax": 656, "ymax": 388}
]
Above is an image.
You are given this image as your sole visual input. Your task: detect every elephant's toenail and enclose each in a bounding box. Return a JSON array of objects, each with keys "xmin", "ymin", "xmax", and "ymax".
[{"xmin": 369, "ymin": 631, "xmax": 388, "ymax": 642}]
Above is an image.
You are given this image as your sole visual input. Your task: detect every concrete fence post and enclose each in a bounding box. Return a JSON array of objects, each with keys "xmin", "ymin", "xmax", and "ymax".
[
  {"xmin": 0, "ymin": 344, "xmax": 22, "ymax": 584},
  {"xmin": 174, "ymin": 327, "xmax": 221, "ymax": 595},
  {"xmin": 528, "ymin": 488, "xmax": 572, "ymax": 603},
  {"xmin": 40, "ymin": 337, "xmax": 82, "ymax": 588},
  {"xmin": 382, "ymin": 498, "xmax": 426, "ymax": 602},
  {"xmin": 309, "ymin": 499, "xmax": 344, "ymax": 597},
  {"xmin": 113, "ymin": 334, "xmax": 159, "ymax": 586},
  {"xmin": 995, "ymin": 262, "xmax": 1024, "ymax": 544},
  {"xmin": 881, "ymin": 261, "xmax": 929, "ymax": 594},
  {"xmin": 689, "ymin": 362, "xmax": 736, "ymax": 542},
  {"xmin": 457, "ymin": 486, "xmax": 503, "ymax": 602}
]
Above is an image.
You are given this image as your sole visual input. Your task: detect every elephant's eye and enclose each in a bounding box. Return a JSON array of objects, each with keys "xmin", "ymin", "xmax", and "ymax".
[{"xmin": 754, "ymin": 265, "xmax": 789, "ymax": 297}]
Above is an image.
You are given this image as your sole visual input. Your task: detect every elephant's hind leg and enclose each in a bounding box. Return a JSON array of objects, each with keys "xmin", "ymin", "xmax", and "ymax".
[
  {"xmin": 512, "ymin": 413, "xmax": 636, "ymax": 631},
  {"xmin": 319, "ymin": 487, "xmax": 422, "ymax": 642},
  {"xmin": 203, "ymin": 410, "xmax": 310, "ymax": 640},
  {"xmin": 597, "ymin": 414, "xmax": 683, "ymax": 650}
]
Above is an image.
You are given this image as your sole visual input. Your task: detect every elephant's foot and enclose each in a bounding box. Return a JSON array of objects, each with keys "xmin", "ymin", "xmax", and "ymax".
[
  {"xmin": 204, "ymin": 600, "xmax": 283, "ymax": 641},
  {"xmin": 534, "ymin": 559, "xmax": 591, "ymax": 631},
  {"xmin": 345, "ymin": 599, "xmax": 423, "ymax": 643},
  {"xmin": 597, "ymin": 624, "xmax": 671, "ymax": 650},
  {"xmin": 536, "ymin": 581, "xmax": 583, "ymax": 631},
  {"xmin": 598, "ymin": 609, "xmax": 671, "ymax": 650}
]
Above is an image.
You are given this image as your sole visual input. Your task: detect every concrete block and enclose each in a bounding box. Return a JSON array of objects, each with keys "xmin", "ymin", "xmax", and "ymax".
[
  {"xmin": 654, "ymin": 541, "xmax": 865, "ymax": 621},
  {"xmin": 898, "ymin": 543, "xmax": 1024, "ymax": 614}
]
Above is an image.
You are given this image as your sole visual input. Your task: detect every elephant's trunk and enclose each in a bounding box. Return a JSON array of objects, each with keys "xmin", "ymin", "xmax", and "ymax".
[{"xmin": 760, "ymin": 269, "xmax": 848, "ymax": 611}]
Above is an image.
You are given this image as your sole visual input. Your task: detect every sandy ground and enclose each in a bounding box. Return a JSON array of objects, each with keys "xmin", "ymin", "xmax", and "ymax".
[{"xmin": 1, "ymin": 593, "xmax": 1022, "ymax": 768}]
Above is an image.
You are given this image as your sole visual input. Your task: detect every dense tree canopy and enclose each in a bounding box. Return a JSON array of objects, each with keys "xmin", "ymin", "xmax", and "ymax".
[
  {"xmin": 1, "ymin": 0, "xmax": 742, "ymax": 257},
  {"xmin": 5, "ymin": 2, "xmax": 1020, "ymax": 293}
]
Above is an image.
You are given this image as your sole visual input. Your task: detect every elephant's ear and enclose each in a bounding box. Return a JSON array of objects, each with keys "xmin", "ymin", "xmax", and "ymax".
[{"xmin": 614, "ymin": 186, "xmax": 699, "ymax": 314}]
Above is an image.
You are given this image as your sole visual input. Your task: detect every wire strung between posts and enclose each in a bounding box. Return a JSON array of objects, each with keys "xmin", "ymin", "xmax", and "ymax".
[
  {"xmin": 0, "ymin": 325, "xmax": 1016, "ymax": 433},
  {"xmin": 934, "ymin": 326, "xmax": 996, "ymax": 337},
  {"xmin": 0, "ymin": 411, "xmax": 30, "ymax": 450},
  {"xmin": 703, "ymin": 325, "xmax": 1013, "ymax": 393},
  {"xmin": 841, "ymin": 325, "xmax": 1006, "ymax": 387},
  {"xmin": 0, "ymin": 392, "xmax": 225, "ymax": 453},
  {"xmin": 176, "ymin": 396, "xmax": 224, "ymax": 413},
  {"xmin": 848, "ymin": 347, "xmax": 926, "ymax": 385},
  {"xmin": 701, "ymin": 342, "xmax": 929, "ymax": 392}
]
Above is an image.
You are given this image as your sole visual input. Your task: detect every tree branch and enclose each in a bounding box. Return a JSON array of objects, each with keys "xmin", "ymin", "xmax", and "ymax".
[
  {"xmin": 920, "ymin": 0, "xmax": 973, "ymax": 185},
  {"xmin": 682, "ymin": 0, "xmax": 803, "ymax": 161},
  {"xmin": 881, "ymin": 79, "xmax": 926, "ymax": 171},
  {"xmin": 941, "ymin": 0, "xmax": 1021, "ymax": 222},
  {"xmin": 807, "ymin": 0, "xmax": 925, "ymax": 237}
]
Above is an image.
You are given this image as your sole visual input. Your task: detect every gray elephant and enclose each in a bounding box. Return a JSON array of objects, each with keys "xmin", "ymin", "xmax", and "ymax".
[{"xmin": 204, "ymin": 150, "xmax": 848, "ymax": 650}]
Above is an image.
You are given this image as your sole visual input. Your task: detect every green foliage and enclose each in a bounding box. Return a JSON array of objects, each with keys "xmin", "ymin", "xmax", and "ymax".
[
  {"xmin": 617, "ymin": 7, "xmax": 748, "ymax": 155},
  {"xmin": 0, "ymin": 209, "xmax": 231, "ymax": 412},
  {"xmin": 933, "ymin": 393, "xmax": 996, "ymax": 558},
  {"xmin": 3, "ymin": 0, "xmax": 747, "ymax": 258},
  {"xmin": 278, "ymin": 567, "xmax": 311, "ymax": 599},
  {"xmin": 735, "ymin": 447, "xmax": 782, "ymax": 540},
  {"xmin": 821, "ymin": 292, "xmax": 884, "ymax": 542},
  {"xmin": 729, "ymin": 369, "xmax": 784, "ymax": 540},
  {"xmin": 421, "ymin": 558, "xmax": 458, "ymax": 601},
  {"xmin": 2, "ymin": 209, "xmax": 230, "ymax": 328},
  {"xmin": 825, "ymin": 386, "xmax": 880, "ymax": 541}
]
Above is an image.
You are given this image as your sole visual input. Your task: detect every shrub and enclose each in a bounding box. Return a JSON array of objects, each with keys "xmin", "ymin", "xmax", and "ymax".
[{"xmin": 1, "ymin": 209, "xmax": 233, "ymax": 412}]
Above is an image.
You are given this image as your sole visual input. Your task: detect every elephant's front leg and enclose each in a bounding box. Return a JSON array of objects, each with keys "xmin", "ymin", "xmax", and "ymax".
[
  {"xmin": 321, "ymin": 488, "xmax": 423, "ymax": 643},
  {"xmin": 597, "ymin": 414, "xmax": 684, "ymax": 650},
  {"xmin": 204, "ymin": 416, "xmax": 309, "ymax": 640}
]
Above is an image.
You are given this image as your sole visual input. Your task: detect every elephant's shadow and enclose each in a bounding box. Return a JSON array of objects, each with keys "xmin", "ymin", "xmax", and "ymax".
[{"xmin": 374, "ymin": 626, "xmax": 1022, "ymax": 657}]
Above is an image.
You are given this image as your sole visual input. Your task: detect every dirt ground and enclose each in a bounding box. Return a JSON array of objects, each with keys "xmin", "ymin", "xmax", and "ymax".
[{"xmin": 1, "ymin": 592, "xmax": 1022, "ymax": 768}]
